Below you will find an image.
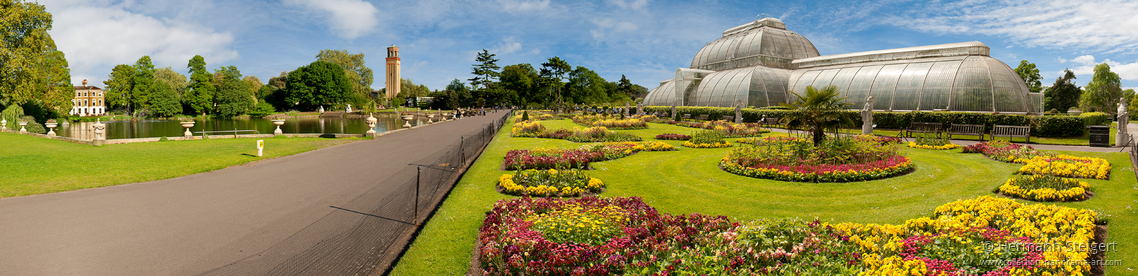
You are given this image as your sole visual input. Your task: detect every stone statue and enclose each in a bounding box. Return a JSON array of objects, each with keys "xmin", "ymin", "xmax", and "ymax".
[
  {"xmin": 670, "ymin": 100, "xmax": 677, "ymax": 121},
  {"xmin": 346, "ymin": 104, "xmax": 352, "ymax": 113},
  {"xmin": 861, "ymin": 96, "xmax": 875, "ymax": 135},
  {"xmin": 319, "ymin": 106, "xmax": 325, "ymax": 113},
  {"xmin": 734, "ymin": 101, "xmax": 743, "ymax": 124},
  {"xmin": 624, "ymin": 101, "xmax": 630, "ymax": 117},
  {"xmin": 637, "ymin": 103, "xmax": 643, "ymax": 115},
  {"xmin": 1118, "ymin": 99, "xmax": 1129, "ymax": 134}
]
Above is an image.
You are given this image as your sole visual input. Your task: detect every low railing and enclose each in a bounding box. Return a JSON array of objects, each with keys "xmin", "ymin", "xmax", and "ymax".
[{"xmin": 194, "ymin": 130, "xmax": 260, "ymax": 138}]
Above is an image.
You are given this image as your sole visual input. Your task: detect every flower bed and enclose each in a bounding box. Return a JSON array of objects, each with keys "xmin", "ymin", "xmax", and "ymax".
[
  {"xmin": 683, "ymin": 130, "xmax": 731, "ymax": 148},
  {"xmin": 565, "ymin": 126, "xmax": 642, "ymax": 143},
  {"xmin": 654, "ymin": 133, "xmax": 690, "ymax": 140},
  {"xmin": 503, "ymin": 142, "xmax": 674, "ymax": 170},
  {"xmin": 907, "ymin": 142, "xmax": 961, "ymax": 150},
  {"xmin": 510, "ymin": 121, "xmax": 546, "ymax": 137},
  {"xmin": 676, "ymin": 120, "xmax": 769, "ymax": 137},
  {"xmin": 571, "ymin": 115, "xmax": 647, "ymax": 129},
  {"xmin": 1017, "ymin": 155, "xmax": 1111, "ymax": 180},
  {"xmin": 998, "ymin": 174, "xmax": 1090, "ymax": 201},
  {"xmin": 962, "ymin": 140, "xmax": 1047, "ymax": 163},
  {"xmin": 478, "ymin": 196, "xmax": 1099, "ymax": 275},
  {"xmin": 497, "ymin": 169, "xmax": 604, "ymax": 197},
  {"xmin": 721, "ymin": 135, "xmax": 913, "ymax": 182}
]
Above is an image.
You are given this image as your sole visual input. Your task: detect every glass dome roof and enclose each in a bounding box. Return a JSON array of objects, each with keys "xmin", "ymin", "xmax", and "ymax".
[{"xmin": 689, "ymin": 18, "xmax": 820, "ymax": 71}]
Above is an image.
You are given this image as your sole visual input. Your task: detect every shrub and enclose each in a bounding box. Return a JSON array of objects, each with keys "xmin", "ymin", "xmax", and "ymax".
[
  {"xmin": 521, "ymin": 110, "xmax": 530, "ymax": 121},
  {"xmin": 497, "ymin": 169, "xmax": 604, "ymax": 197},
  {"xmin": 1079, "ymin": 112, "xmax": 1108, "ymax": 125},
  {"xmin": 683, "ymin": 130, "xmax": 730, "ymax": 148},
  {"xmin": 998, "ymin": 174, "xmax": 1089, "ymax": 202}
]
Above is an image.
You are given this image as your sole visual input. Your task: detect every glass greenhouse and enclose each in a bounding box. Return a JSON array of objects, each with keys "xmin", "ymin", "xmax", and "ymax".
[{"xmin": 643, "ymin": 18, "xmax": 1043, "ymax": 114}]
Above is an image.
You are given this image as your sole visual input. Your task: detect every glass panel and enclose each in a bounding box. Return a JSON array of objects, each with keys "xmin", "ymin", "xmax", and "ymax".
[
  {"xmin": 919, "ymin": 60, "xmax": 962, "ymax": 111},
  {"xmin": 810, "ymin": 69, "xmax": 841, "ymax": 90},
  {"xmin": 870, "ymin": 64, "xmax": 906, "ymax": 110},
  {"xmin": 725, "ymin": 69, "xmax": 751, "ymax": 106},
  {"xmin": 950, "ymin": 56, "xmax": 992, "ymax": 112},
  {"xmin": 891, "ymin": 62, "xmax": 933, "ymax": 111},
  {"xmin": 845, "ymin": 66, "xmax": 881, "ymax": 109},
  {"xmin": 987, "ymin": 58, "xmax": 1027, "ymax": 113},
  {"xmin": 767, "ymin": 68, "xmax": 791, "ymax": 106},
  {"xmin": 748, "ymin": 68, "xmax": 769, "ymax": 107},
  {"xmin": 789, "ymin": 70, "xmax": 820, "ymax": 96}
]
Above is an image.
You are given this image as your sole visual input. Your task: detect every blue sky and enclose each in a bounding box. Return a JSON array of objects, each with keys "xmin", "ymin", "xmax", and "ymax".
[{"xmin": 41, "ymin": 0, "xmax": 1138, "ymax": 92}]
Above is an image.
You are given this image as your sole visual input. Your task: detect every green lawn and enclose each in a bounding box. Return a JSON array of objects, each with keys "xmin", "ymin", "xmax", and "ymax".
[
  {"xmin": 391, "ymin": 117, "xmax": 1138, "ymax": 275},
  {"xmin": 0, "ymin": 132, "xmax": 358, "ymax": 197}
]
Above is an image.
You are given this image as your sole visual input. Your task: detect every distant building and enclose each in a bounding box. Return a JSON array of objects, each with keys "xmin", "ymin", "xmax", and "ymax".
[
  {"xmin": 70, "ymin": 79, "xmax": 106, "ymax": 116},
  {"xmin": 385, "ymin": 45, "xmax": 401, "ymax": 100}
]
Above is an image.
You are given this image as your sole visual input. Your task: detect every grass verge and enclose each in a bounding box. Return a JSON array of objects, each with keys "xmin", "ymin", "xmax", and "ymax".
[
  {"xmin": 0, "ymin": 132, "xmax": 358, "ymax": 197},
  {"xmin": 391, "ymin": 117, "xmax": 1137, "ymax": 275}
]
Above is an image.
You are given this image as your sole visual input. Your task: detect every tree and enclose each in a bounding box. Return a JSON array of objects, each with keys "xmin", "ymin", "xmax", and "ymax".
[
  {"xmin": 399, "ymin": 78, "xmax": 430, "ymax": 97},
  {"xmin": 148, "ymin": 80, "xmax": 181, "ymax": 118},
  {"xmin": 1014, "ymin": 60, "xmax": 1042, "ymax": 94},
  {"xmin": 1043, "ymin": 69, "xmax": 1080, "ymax": 113},
  {"xmin": 566, "ymin": 66, "xmax": 620, "ymax": 104},
  {"xmin": 499, "ymin": 63, "xmax": 539, "ymax": 105},
  {"xmin": 154, "ymin": 67, "xmax": 187, "ymax": 97},
  {"xmin": 316, "ymin": 49, "xmax": 373, "ymax": 99},
  {"xmin": 285, "ymin": 61, "xmax": 352, "ymax": 110},
  {"xmin": 213, "ymin": 65, "xmax": 252, "ymax": 118},
  {"xmin": 469, "ymin": 49, "xmax": 500, "ymax": 90},
  {"xmin": 540, "ymin": 57, "xmax": 571, "ymax": 107},
  {"xmin": 617, "ymin": 75, "xmax": 635, "ymax": 98},
  {"xmin": 780, "ymin": 85, "xmax": 853, "ymax": 146},
  {"xmin": 130, "ymin": 56, "xmax": 157, "ymax": 116},
  {"xmin": 183, "ymin": 55, "xmax": 215, "ymax": 116},
  {"xmin": 103, "ymin": 64, "xmax": 135, "ymax": 110},
  {"xmin": 243, "ymin": 76, "xmax": 263, "ymax": 96},
  {"xmin": 0, "ymin": 0, "xmax": 73, "ymax": 115},
  {"xmin": 1080, "ymin": 63, "xmax": 1123, "ymax": 114}
]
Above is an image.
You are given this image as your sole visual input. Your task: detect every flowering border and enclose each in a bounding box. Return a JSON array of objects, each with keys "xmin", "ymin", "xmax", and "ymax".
[
  {"xmin": 1017, "ymin": 155, "xmax": 1111, "ymax": 180},
  {"xmin": 497, "ymin": 169, "xmax": 605, "ymax": 197},
  {"xmin": 997, "ymin": 175, "xmax": 1090, "ymax": 202},
  {"xmin": 682, "ymin": 141, "xmax": 731, "ymax": 148},
  {"xmin": 720, "ymin": 155, "xmax": 914, "ymax": 182},
  {"xmin": 907, "ymin": 142, "xmax": 961, "ymax": 150}
]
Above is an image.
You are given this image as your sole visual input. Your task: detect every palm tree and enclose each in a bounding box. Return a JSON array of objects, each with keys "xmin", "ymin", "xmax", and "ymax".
[{"xmin": 780, "ymin": 85, "xmax": 853, "ymax": 146}]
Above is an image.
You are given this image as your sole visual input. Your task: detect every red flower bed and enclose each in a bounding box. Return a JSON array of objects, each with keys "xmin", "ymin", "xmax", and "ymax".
[
  {"xmin": 503, "ymin": 149, "xmax": 601, "ymax": 170},
  {"xmin": 654, "ymin": 133, "xmax": 691, "ymax": 140}
]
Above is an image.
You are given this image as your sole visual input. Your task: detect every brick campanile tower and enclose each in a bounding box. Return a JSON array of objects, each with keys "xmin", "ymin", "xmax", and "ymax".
[{"xmin": 385, "ymin": 45, "xmax": 401, "ymax": 100}]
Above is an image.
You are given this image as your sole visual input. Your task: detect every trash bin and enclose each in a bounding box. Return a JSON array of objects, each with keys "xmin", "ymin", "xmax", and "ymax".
[{"xmin": 1088, "ymin": 125, "xmax": 1110, "ymax": 147}]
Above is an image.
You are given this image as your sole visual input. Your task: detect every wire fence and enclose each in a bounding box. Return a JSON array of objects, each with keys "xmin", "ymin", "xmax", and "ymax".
[{"xmin": 203, "ymin": 111, "xmax": 512, "ymax": 276}]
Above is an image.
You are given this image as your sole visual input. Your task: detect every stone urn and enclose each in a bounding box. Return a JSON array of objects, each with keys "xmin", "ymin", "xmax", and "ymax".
[
  {"xmin": 365, "ymin": 113, "xmax": 378, "ymax": 137},
  {"xmin": 92, "ymin": 119, "xmax": 106, "ymax": 146},
  {"xmin": 401, "ymin": 114, "xmax": 414, "ymax": 128},
  {"xmin": 426, "ymin": 112, "xmax": 435, "ymax": 124},
  {"xmin": 45, "ymin": 121, "xmax": 58, "ymax": 137},
  {"xmin": 272, "ymin": 119, "xmax": 286, "ymax": 136},
  {"xmin": 181, "ymin": 120, "xmax": 195, "ymax": 139},
  {"xmin": 18, "ymin": 120, "xmax": 28, "ymax": 133}
]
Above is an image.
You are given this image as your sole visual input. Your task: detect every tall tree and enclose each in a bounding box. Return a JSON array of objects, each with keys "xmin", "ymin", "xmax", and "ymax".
[
  {"xmin": 617, "ymin": 75, "xmax": 635, "ymax": 98},
  {"xmin": 103, "ymin": 64, "xmax": 135, "ymax": 110},
  {"xmin": 148, "ymin": 80, "xmax": 182, "ymax": 118},
  {"xmin": 154, "ymin": 67, "xmax": 187, "ymax": 97},
  {"xmin": 540, "ymin": 57, "xmax": 571, "ymax": 107},
  {"xmin": 183, "ymin": 55, "xmax": 215, "ymax": 116},
  {"xmin": 469, "ymin": 49, "xmax": 500, "ymax": 90},
  {"xmin": 1044, "ymin": 69, "xmax": 1080, "ymax": 113},
  {"xmin": 499, "ymin": 63, "xmax": 539, "ymax": 105},
  {"xmin": 315, "ymin": 49, "xmax": 373, "ymax": 98},
  {"xmin": 780, "ymin": 85, "xmax": 853, "ymax": 146},
  {"xmin": 1014, "ymin": 60, "xmax": 1042, "ymax": 94},
  {"xmin": 284, "ymin": 61, "xmax": 352, "ymax": 110},
  {"xmin": 1080, "ymin": 63, "xmax": 1123, "ymax": 114},
  {"xmin": 130, "ymin": 56, "xmax": 156, "ymax": 115},
  {"xmin": 213, "ymin": 65, "xmax": 251, "ymax": 118},
  {"xmin": 0, "ymin": 0, "xmax": 73, "ymax": 114}
]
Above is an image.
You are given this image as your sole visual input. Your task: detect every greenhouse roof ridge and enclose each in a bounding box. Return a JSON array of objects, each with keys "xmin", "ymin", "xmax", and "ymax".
[{"xmin": 792, "ymin": 41, "xmax": 990, "ymax": 69}]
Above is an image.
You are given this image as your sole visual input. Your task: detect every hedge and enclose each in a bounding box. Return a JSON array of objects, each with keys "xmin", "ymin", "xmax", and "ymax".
[{"xmin": 644, "ymin": 106, "xmax": 1107, "ymax": 137}]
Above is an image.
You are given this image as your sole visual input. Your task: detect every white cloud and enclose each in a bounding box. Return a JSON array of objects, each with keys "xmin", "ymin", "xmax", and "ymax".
[
  {"xmin": 497, "ymin": 0, "xmax": 550, "ymax": 13},
  {"xmin": 609, "ymin": 0, "xmax": 649, "ymax": 11},
  {"xmin": 892, "ymin": 0, "xmax": 1138, "ymax": 53},
  {"xmin": 1058, "ymin": 55, "xmax": 1138, "ymax": 81},
  {"xmin": 491, "ymin": 37, "xmax": 523, "ymax": 54},
  {"xmin": 283, "ymin": 0, "xmax": 379, "ymax": 39},
  {"xmin": 50, "ymin": 6, "xmax": 238, "ymax": 85},
  {"xmin": 589, "ymin": 18, "xmax": 639, "ymax": 40}
]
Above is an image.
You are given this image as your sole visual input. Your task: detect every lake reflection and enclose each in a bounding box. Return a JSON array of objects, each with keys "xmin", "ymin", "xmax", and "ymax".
[{"xmin": 55, "ymin": 115, "xmax": 429, "ymax": 140}]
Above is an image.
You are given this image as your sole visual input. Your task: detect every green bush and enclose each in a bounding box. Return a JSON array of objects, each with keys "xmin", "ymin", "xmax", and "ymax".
[
  {"xmin": 246, "ymin": 102, "xmax": 277, "ymax": 118},
  {"xmin": 644, "ymin": 106, "xmax": 1092, "ymax": 137},
  {"xmin": 1079, "ymin": 112, "xmax": 1108, "ymax": 126}
]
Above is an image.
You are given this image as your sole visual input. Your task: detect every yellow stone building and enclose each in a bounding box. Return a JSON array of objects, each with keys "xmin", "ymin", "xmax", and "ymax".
[{"xmin": 70, "ymin": 79, "xmax": 106, "ymax": 116}]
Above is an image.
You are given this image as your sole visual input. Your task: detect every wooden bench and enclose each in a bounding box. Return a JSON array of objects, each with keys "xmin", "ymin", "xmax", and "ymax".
[
  {"xmin": 991, "ymin": 125, "xmax": 1031, "ymax": 143},
  {"xmin": 720, "ymin": 115, "xmax": 734, "ymax": 122},
  {"xmin": 947, "ymin": 124, "xmax": 986, "ymax": 140},
  {"xmin": 697, "ymin": 114, "xmax": 709, "ymax": 121},
  {"xmin": 682, "ymin": 114, "xmax": 691, "ymax": 120},
  {"xmin": 903, "ymin": 122, "xmax": 942, "ymax": 138},
  {"xmin": 760, "ymin": 117, "xmax": 780, "ymax": 128}
]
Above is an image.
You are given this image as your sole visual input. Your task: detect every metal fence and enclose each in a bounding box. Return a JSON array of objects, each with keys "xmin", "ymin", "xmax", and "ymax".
[{"xmin": 204, "ymin": 111, "xmax": 512, "ymax": 276}]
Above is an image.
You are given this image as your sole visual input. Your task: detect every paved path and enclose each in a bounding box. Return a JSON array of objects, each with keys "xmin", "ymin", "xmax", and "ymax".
[{"xmin": 0, "ymin": 110, "xmax": 509, "ymax": 276}]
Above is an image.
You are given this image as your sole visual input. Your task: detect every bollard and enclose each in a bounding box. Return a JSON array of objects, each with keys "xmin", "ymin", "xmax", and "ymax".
[{"xmin": 257, "ymin": 140, "xmax": 264, "ymax": 157}]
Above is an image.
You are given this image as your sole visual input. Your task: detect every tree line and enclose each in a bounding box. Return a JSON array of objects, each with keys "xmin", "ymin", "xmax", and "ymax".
[
  {"xmin": 1016, "ymin": 60, "xmax": 1136, "ymax": 118},
  {"xmin": 406, "ymin": 49, "xmax": 649, "ymax": 110}
]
